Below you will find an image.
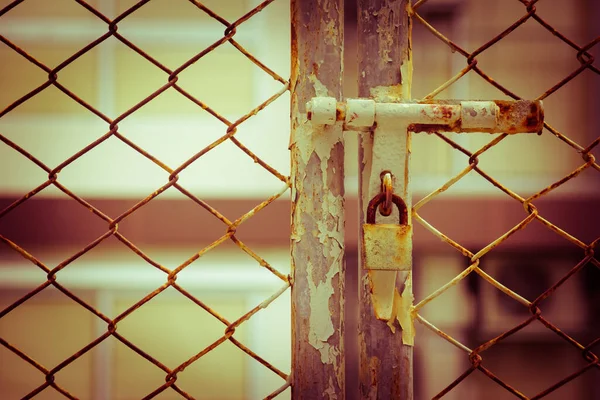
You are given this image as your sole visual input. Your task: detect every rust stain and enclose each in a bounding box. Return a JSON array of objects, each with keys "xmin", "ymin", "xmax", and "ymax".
[
  {"xmin": 370, "ymin": 84, "xmax": 404, "ymax": 102},
  {"xmin": 409, "ymin": 123, "xmax": 457, "ymax": 133},
  {"xmin": 336, "ymin": 103, "xmax": 347, "ymax": 122},
  {"xmin": 496, "ymin": 100, "xmax": 512, "ymax": 115},
  {"xmin": 363, "ymin": 224, "xmax": 412, "ymax": 271},
  {"xmin": 432, "ymin": 104, "xmax": 455, "ymax": 119},
  {"xmin": 494, "ymin": 100, "xmax": 544, "ymax": 133}
]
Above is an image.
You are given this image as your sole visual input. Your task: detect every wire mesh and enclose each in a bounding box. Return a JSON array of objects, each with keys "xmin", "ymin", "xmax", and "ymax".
[
  {"xmin": 0, "ymin": 0, "xmax": 291, "ymax": 398},
  {"xmin": 411, "ymin": 0, "xmax": 599, "ymax": 398},
  {"xmin": 2, "ymin": 0, "xmax": 599, "ymax": 398}
]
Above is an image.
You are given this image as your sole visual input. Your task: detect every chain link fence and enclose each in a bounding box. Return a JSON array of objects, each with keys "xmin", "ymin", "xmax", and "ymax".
[
  {"xmin": 411, "ymin": 0, "xmax": 599, "ymax": 398},
  {"xmin": 0, "ymin": 0, "xmax": 291, "ymax": 398},
  {"xmin": 1, "ymin": 0, "xmax": 598, "ymax": 398}
]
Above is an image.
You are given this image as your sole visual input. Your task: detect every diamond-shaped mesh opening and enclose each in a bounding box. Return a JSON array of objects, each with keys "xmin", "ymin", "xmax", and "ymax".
[
  {"xmin": 114, "ymin": 192, "xmax": 227, "ymax": 251},
  {"xmin": 173, "ymin": 341, "xmax": 249, "ymax": 399},
  {"xmin": 475, "ymin": 22, "xmax": 585, "ymax": 99},
  {"xmin": 416, "ymin": 172, "xmax": 531, "ymax": 247},
  {"xmin": 112, "ymin": 335, "xmax": 172, "ymax": 399},
  {"xmin": 115, "ymin": 0, "xmax": 246, "ymax": 25},
  {"xmin": 0, "ymin": 287, "xmax": 96, "ymax": 367},
  {"xmin": 3, "ymin": 84, "xmax": 98, "ymax": 116},
  {"xmin": 0, "ymin": 194, "xmax": 109, "ymax": 263},
  {"xmin": 0, "ymin": 143, "xmax": 49, "ymax": 197},
  {"xmin": 0, "ymin": 115, "xmax": 108, "ymax": 168},
  {"xmin": 55, "ymin": 235, "xmax": 169, "ymax": 292},
  {"xmin": 114, "ymin": 289, "xmax": 241, "ymax": 363},
  {"xmin": 0, "ymin": 42, "xmax": 48, "ymax": 112},
  {"xmin": 115, "ymin": 114, "xmax": 228, "ymax": 167},
  {"xmin": 0, "ymin": 0, "xmax": 99, "ymax": 19},
  {"xmin": 464, "ymin": 346, "xmax": 579, "ymax": 399},
  {"xmin": 0, "ymin": 343, "xmax": 48, "ymax": 399},
  {"xmin": 57, "ymin": 136, "xmax": 171, "ymax": 198},
  {"xmin": 469, "ymin": 329, "xmax": 595, "ymax": 399},
  {"xmin": 474, "ymin": 132, "xmax": 581, "ymax": 181},
  {"xmin": 175, "ymin": 44, "xmax": 278, "ymax": 118},
  {"xmin": 178, "ymin": 139, "xmax": 289, "ymax": 198}
]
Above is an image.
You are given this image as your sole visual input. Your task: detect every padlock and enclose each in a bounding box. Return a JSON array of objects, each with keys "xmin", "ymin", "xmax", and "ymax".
[{"xmin": 362, "ymin": 192, "xmax": 412, "ymax": 271}]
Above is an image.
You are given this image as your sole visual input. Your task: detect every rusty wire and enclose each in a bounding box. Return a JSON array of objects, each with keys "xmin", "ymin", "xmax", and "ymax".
[
  {"xmin": 411, "ymin": 0, "xmax": 599, "ymax": 398},
  {"xmin": 0, "ymin": 0, "xmax": 292, "ymax": 398}
]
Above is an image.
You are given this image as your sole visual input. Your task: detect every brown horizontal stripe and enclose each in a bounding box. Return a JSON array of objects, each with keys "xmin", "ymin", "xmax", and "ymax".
[{"xmin": 0, "ymin": 196, "xmax": 597, "ymax": 253}]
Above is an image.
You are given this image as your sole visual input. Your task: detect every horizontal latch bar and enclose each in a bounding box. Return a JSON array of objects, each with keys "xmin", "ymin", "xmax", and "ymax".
[{"xmin": 307, "ymin": 97, "xmax": 544, "ymax": 134}]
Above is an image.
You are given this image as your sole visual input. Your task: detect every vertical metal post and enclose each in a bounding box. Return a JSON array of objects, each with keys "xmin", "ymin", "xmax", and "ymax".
[
  {"xmin": 290, "ymin": 0, "xmax": 345, "ymax": 398},
  {"xmin": 357, "ymin": 0, "xmax": 414, "ymax": 399}
]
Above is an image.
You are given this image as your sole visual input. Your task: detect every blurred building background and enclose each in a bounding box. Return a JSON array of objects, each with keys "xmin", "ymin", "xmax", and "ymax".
[{"xmin": 0, "ymin": 0, "xmax": 598, "ymax": 399}]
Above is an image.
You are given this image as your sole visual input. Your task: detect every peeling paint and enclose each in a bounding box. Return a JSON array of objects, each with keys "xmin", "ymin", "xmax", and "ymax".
[
  {"xmin": 323, "ymin": 375, "xmax": 339, "ymax": 399},
  {"xmin": 375, "ymin": 4, "xmax": 395, "ymax": 63},
  {"xmin": 310, "ymin": 73, "xmax": 331, "ymax": 98},
  {"xmin": 370, "ymin": 84, "xmax": 404, "ymax": 102},
  {"xmin": 400, "ymin": 58, "xmax": 413, "ymax": 99},
  {"xmin": 291, "ymin": 119, "xmax": 345, "ymax": 388},
  {"xmin": 386, "ymin": 272, "xmax": 415, "ymax": 345},
  {"xmin": 324, "ymin": 18, "xmax": 339, "ymax": 47},
  {"xmin": 291, "ymin": 0, "xmax": 345, "ymax": 397},
  {"xmin": 370, "ymin": 270, "xmax": 397, "ymax": 320},
  {"xmin": 291, "ymin": 111, "xmax": 344, "ymax": 391},
  {"xmin": 308, "ymin": 259, "xmax": 338, "ymax": 362}
]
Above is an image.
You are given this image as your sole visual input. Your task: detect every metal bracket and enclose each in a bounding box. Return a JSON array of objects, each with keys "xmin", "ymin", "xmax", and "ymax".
[{"xmin": 306, "ymin": 97, "xmax": 545, "ymax": 322}]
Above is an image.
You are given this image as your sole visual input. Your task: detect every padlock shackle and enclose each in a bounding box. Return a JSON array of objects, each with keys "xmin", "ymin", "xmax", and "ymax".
[{"xmin": 367, "ymin": 193, "xmax": 408, "ymax": 225}]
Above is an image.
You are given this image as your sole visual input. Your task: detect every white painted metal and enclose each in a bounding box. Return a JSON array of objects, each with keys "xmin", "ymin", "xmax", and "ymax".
[
  {"xmin": 308, "ymin": 97, "xmax": 538, "ymax": 134},
  {"xmin": 345, "ymin": 98, "xmax": 375, "ymax": 128},
  {"xmin": 306, "ymin": 97, "xmax": 337, "ymax": 125}
]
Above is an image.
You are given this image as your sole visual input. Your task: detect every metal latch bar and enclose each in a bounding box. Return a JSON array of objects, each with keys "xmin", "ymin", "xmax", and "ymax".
[{"xmin": 307, "ymin": 97, "xmax": 544, "ymax": 134}]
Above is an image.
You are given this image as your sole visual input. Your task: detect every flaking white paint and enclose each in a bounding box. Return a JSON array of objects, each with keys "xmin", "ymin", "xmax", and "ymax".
[
  {"xmin": 292, "ymin": 108, "xmax": 344, "ymax": 366},
  {"xmin": 310, "ymin": 73, "xmax": 331, "ymax": 98}
]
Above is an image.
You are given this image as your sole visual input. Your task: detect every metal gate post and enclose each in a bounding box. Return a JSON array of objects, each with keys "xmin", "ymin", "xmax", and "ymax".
[
  {"xmin": 357, "ymin": 0, "xmax": 414, "ymax": 399},
  {"xmin": 290, "ymin": 0, "xmax": 345, "ymax": 398}
]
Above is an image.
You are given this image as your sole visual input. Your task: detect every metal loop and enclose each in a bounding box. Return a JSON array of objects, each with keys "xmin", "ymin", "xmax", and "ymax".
[
  {"xmin": 367, "ymin": 192, "xmax": 408, "ymax": 225},
  {"xmin": 379, "ymin": 171, "xmax": 393, "ymax": 216}
]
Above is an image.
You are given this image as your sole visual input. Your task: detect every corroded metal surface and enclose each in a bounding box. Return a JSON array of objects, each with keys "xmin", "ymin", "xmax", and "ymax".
[
  {"xmin": 290, "ymin": 0, "xmax": 345, "ymax": 398},
  {"xmin": 309, "ymin": 98, "xmax": 544, "ymax": 134},
  {"xmin": 363, "ymin": 192, "xmax": 412, "ymax": 272},
  {"xmin": 362, "ymin": 223, "xmax": 412, "ymax": 271}
]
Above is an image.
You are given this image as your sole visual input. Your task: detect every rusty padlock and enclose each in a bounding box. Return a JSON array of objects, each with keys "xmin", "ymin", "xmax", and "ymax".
[{"xmin": 362, "ymin": 192, "xmax": 412, "ymax": 271}]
